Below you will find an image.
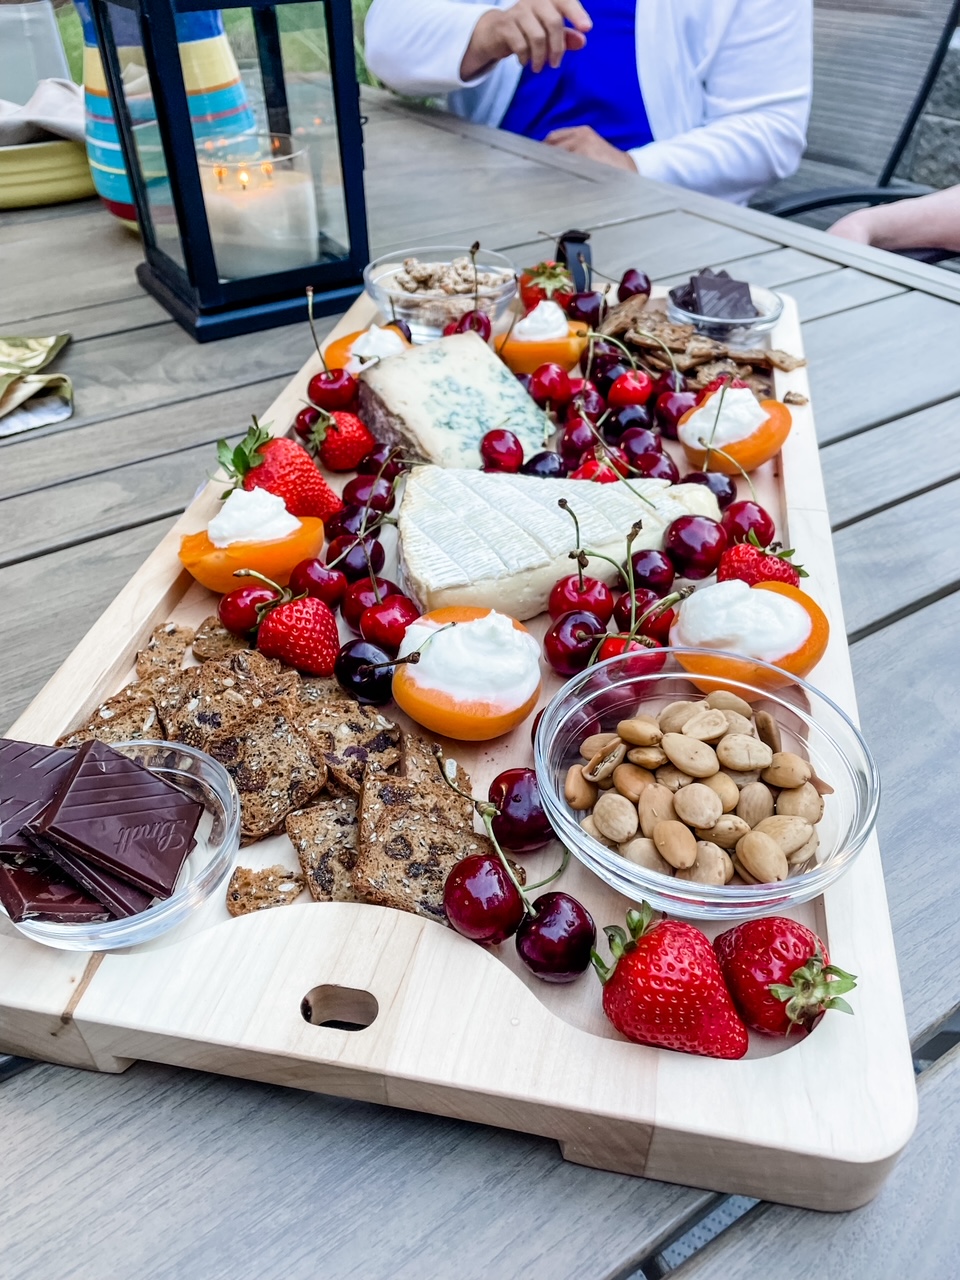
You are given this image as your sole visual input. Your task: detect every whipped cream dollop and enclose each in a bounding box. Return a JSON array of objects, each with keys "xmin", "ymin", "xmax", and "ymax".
[
  {"xmin": 207, "ymin": 487, "xmax": 300, "ymax": 548},
  {"xmin": 671, "ymin": 580, "xmax": 811, "ymax": 662},
  {"xmin": 346, "ymin": 324, "xmax": 407, "ymax": 374},
  {"xmin": 677, "ymin": 386, "xmax": 768, "ymax": 452},
  {"xmin": 513, "ymin": 300, "xmax": 569, "ymax": 343},
  {"xmin": 397, "ymin": 610, "xmax": 541, "ymax": 708}
]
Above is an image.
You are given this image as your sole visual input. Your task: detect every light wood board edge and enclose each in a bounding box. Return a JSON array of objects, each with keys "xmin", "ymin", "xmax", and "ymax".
[{"xmin": 0, "ymin": 294, "xmax": 917, "ymax": 1209}]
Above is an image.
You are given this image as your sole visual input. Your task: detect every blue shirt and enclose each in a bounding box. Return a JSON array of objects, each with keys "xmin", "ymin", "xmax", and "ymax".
[{"xmin": 499, "ymin": 1, "xmax": 652, "ymax": 151}]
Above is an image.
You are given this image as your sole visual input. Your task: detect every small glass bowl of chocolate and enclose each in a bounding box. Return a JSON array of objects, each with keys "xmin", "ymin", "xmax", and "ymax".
[
  {"xmin": 668, "ymin": 268, "xmax": 784, "ymax": 342},
  {"xmin": 5, "ymin": 740, "xmax": 240, "ymax": 951}
]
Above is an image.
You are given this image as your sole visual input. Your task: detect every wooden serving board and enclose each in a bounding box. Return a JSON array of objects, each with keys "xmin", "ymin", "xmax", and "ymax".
[{"xmin": 0, "ymin": 292, "xmax": 916, "ymax": 1211}]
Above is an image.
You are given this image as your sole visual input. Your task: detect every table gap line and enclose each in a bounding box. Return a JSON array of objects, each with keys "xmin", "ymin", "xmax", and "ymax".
[
  {"xmin": 817, "ymin": 386, "xmax": 960, "ymax": 447},
  {"xmin": 0, "ymin": 368, "xmax": 305, "ymax": 451},
  {"xmin": 0, "ymin": 508, "xmax": 184, "ymax": 572},
  {"xmin": 830, "ymin": 469, "xmax": 960, "ymax": 532},
  {"xmin": 4, "ymin": 291, "xmax": 153, "ymax": 330},
  {"xmin": 847, "ymin": 579, "xmax": 960, "ymax": 646}
]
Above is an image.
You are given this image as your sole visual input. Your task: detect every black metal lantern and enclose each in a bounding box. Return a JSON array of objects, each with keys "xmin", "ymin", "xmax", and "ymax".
[{"xmin": 90, "ymin": 0, "xmax": 369, "ymax": 340}]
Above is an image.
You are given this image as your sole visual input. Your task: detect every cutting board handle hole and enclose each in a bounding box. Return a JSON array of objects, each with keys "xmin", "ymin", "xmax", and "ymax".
[{"xmin": 300, "ymin": 984, "xmax": 379, "ymax": 1031}]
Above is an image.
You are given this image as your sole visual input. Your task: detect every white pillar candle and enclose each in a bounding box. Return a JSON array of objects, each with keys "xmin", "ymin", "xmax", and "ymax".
[{"xmin": 200, "ymin": 161, "xmax": 320, "ymax": 280}]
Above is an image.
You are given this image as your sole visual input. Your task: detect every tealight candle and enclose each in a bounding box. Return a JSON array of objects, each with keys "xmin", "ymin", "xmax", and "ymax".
[{"xmin": 199, "ymin": 141, "xmax": 319, "ymax": 280}]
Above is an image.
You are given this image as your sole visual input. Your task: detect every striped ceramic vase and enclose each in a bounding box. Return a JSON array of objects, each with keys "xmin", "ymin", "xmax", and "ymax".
[{"xmin": 75, "ymin": 0, "xmax": 256, "ymax": 224}]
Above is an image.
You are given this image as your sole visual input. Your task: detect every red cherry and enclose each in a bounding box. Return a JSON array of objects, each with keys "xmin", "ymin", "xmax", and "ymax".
[
  {"xmin": 549, "ymin": 574, "xmax": 615, "ymax": 623},
  {"xmin": 342, "ymin": 474, "xmax": 395, "ymax": 513},
  {"xmin": 455, "ymin": 309, "xmax": 493, "ymax": 342},
  {"xmin": 543, "ymin": 609, "xmax": 605, "ymax": 675},
  {"xmin": 569, "ymin": 456, "xmax": 620, "ymax": 483},
  {"xmin": 721, "ymin": 500, "xmax": 776, "ymax": 547},
  {"xmin": 480, "ymin": 428, "xmax": 524, "ymax": 472},
  {"xmin": 357, "ymin": 444, "xmax": 406, "ymax": 481},
  {"xmin": 218, "ymin": 584, "xmax": 278, "ymax": 635},
  {"xmin": 294, "ymin": 405, "xmax": 321, "ymax": 440},
  {"xmin": 359, "ymin": 594, "xmax": 421, "ymax": 653},
  {"xmin": 515, "ymin": 892, "xmax": 596, "ymax": 982},
  {"xmin": 288, "ymin": 558, "xmax": 348, "ymax": 609},
  {"xmin": 665, "ymin": 515, "xmax": 728, "ymax": 579},
  {"xmin": 325, "ymin": 504, "xmax": 379, "ymax": 542},
  {"xmin": 618, "ymin": 426, "xmax": 662, "ymax": 467},
  {"xmin": 637, "ymin": 598, "xmax": 677, "ymax": 644},
  {"xmin": 612, "ymin": 587, "xmax": 661, "ymax": 633},
  {"xmin": 655, "ymin": 390, "xmax": 698, "ymax": 440},
  {"xmin": 617, "ymin": 268, "xmax": 651, "ymax": 301},
  {"xmin": 566, "ymin": 384, "xmax": 606, "ymax": 423},
  {"xmin": 530, "ymin": 363, "xmax": 573, "ymax": 408},
  {"xmin": 623, "ymin": 548, "xmax": 675, "ymax": 597},
  {"xmin": 607, "ymin": 370, "xmax": 655, "ymax": 409},
  {"xmin": 341, "ymin": 577, "xmax": 401, "ymax": 631},
  {"xmin": 603, "ymin": 403, "xmax": 653, "ymax": 442},
  {"xmin": 327, "ymin": 535, "xmax": 385, "ymax": 582},
  {"xmin": 444, "ymin": 854, "xmax": 526, "ymax": 945},
  {"xmin": 520, "ymin": 450, "xmax": 565, "ymax": 478},
  {"xmin": 596, "ymin": 634, "xmax": 666, "ymax": 674},
  {"xmin": 695, "ymin": 376, "xmax": 749, "ymax": 405},
  {"xmin": 682, "ymin": 471, "xmax": 738, "ymax": 510},
  {"xmin": 653, "ymin": 370, "xmax": 686, "ymax": 397},
  {"xmin": 595, "ymin": 361, "xmax": 631, "ymax": 399},
  {"xmin": 307, "ymin": 367, "xmax": 357, "ymax": 411},
  {"xmin": 630, "ymin": 450, "xmax": 680, "ymax": 482},
  {"xmin": 443, "ymin": 318, "xmax": 460, "ymax": 337},
  {"xmin": 489, "ymin": 768, "xmax": 553, "ymax": 853},
  {"xmin": 560, "ymin": 417, "xmax": 595, "ymax": 465}
]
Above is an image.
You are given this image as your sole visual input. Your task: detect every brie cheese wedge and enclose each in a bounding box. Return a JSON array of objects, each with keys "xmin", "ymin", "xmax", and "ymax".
[
  {"xmin": 357, "ymin": 331, "xmax": 551, "ymax": 469},
  {"xmin": 398, "ymin": 467, "xmax": 721, "ymax": 620}
]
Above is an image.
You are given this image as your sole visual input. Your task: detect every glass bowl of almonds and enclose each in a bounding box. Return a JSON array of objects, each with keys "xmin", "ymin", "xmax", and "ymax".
[
  {"xmin": 534, "ymin": 649, "xmax": 880, "ymax": 920},
  {"xmin": 363, "ymin": 245, "xmax": 517, "ymax": 341}
]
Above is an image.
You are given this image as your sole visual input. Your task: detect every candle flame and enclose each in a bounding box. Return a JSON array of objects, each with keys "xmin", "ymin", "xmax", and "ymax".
[
  {"xmin": 214, "ymin": 165, "xmax": 227, "ymax": 189},
  {"xmin": 260, "ymin": 161, "xmax": 274, "ymax": 182},
  {"xmin": 238, "ymin": 169, "xmax": 250, "ymax": 190}
]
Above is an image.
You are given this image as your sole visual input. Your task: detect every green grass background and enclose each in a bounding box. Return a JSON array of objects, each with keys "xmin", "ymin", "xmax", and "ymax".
[{"xmin": 55, "ymin": 0, "xmax": 377, "ymax": 85}]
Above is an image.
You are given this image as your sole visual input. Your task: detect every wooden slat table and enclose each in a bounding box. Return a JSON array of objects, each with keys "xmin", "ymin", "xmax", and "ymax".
[{"xmin": 1, "ymin": 90, "xmax": 958, "ymax": 1278}]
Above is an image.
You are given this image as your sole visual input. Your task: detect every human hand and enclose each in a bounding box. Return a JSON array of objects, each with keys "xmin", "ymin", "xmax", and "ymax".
[
  {"xmin": 827, "ymin": 208, "xmax": 876, "ymax": 245},
  {"xmin": 544, "ymin": 125, "xmax": 638, "ymax": 172},
  {"xmin": 461, "ymin": 0, "xmax": 591, "ymax": 80}
]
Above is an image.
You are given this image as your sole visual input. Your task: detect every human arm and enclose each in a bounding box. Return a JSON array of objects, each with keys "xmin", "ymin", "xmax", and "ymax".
[
  {"xmin": 630, "ymin": 0, "xmax": 812, "ymax": 204},
  {"xmin": 364, "ymin": 0, "xmax": 590, "ymax": 97},
  {"xmin": 828, "ymin": 187, "xmax": 960, "ymax": 253}
]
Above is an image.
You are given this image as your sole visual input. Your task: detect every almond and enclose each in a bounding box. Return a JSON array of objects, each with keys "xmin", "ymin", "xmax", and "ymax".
[
  {"xmin": 639, "ymin": 783, "xmax": 677, "ymax": 838},
  {"xmin": 652, "ymin": 819, "xmax": 697, "ymax": 869},
  {"xmin": 661, "ymin": 733, "xmax": 720, "ymax": 778},
  {"xmin": 618, "ymin": 836, "xmax": 673, "ymax": 876},
  {"xmin": 736, "ymin": 781, "xmax": 776, "ymax": 829},
  {"xmin": 616, "ymin": 715, "xmax": 662, "ymax": 747},
  {"xmin": 564, "ymin": 764, "xmax": 598, "ymax": 810},
  {"xmin": 776, "ymin": 781, "xmax": 824, "ymax": 825},
  {"xmin": 593, "ymin": 791, "xmax": 639, "ymax": 843},
  {"xmin": 762, "ymin": 751, "xmax": 813, "ymax": 790},
  {"xmin": 736, "ymin": 830, "xmax": 788, "ymax": 883},
  {"xmin": 716, "ymin": 733, "xmax": 773, "ymax": 772},
  {"xmin": 706, "ymin": 690, "xmax": 753, "ymax": 718},
  {"xmin": 673, "ymin": 782, "xmax": 723, "ymax": 830}
]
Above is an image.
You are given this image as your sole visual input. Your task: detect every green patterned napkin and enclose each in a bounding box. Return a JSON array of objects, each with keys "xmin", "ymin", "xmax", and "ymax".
[{"xmin": 0, "ymin": 335, "xmax": 73, "ymax": 437}]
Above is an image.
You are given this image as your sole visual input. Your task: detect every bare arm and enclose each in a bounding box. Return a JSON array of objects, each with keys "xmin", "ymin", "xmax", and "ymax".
[
  {"xmin": 461, "ymin": 0, "xmax": 592, "ymax": 79},
  {"xmin": 829, "ymin": 186, "xmax": 960, "ymax": 253}
]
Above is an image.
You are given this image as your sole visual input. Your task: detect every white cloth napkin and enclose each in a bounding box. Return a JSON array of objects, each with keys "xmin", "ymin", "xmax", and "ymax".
[{"xmin": 0, "ymin": 78, "xmax": 85, "ymax": 146}]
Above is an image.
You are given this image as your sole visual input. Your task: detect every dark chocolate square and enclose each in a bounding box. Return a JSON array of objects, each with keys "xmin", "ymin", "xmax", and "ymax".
[
  {"xmin": 0, "ymin": 858, "xmax": 113, "ymax": 924},
  {"xmin": 0, "ymin": 739, "xmax": 77, "ymax": 858},
  {"xmin": 28, "ymin": 833, "xmax": 153, "ymax": 918},
  {"xmin": 28, "ymin": 741, "xmax": 203, "ymax": 899}
]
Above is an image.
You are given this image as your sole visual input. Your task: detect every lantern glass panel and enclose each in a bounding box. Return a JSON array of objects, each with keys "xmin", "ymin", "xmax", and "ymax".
[
  {"xmin": 98, "ymin": 0, "xmax": 187, "ymax": 269},
  {"xmin": 188, "ymin": 3, "xmax": 351, "ymax": 283}
]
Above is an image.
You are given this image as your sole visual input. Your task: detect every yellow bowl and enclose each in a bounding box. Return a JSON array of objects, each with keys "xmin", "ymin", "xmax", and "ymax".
[{"xmin": 0, "ymin": 139, "xmax": 96, "ymax": 210}]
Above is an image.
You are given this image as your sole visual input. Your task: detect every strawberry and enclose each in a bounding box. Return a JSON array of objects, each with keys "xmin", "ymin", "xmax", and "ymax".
[
  {"xmin": 717, "ymin": 530, "xmax": 807, "ymax": 587},
  {"xmin": 592, "ymin": 904, "xmax": 748, "ymax": 1059},
  {"xmin": 309, "ymin": 410, "xmax": 375, "ymax": 473},
  {"xmin": 218, "ymin": 419, "xmax": 343, "ymax": 522},
  {"xmin": 519, "ymin": 260, "xmax": 575, "ymax": 312},
  {"xmin": 714, "ymin": 917, "xmax": 856, "ymax": 1038},
  {"xmin": 256, "ymin": 595, "xmax": 340, "ymax": 676},
  {"xmin": 694, "ymin": 375, "xmax": 749, "ymax": 405}
]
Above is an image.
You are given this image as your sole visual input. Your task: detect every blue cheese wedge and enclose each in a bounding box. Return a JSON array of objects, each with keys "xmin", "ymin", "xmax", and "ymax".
[
  {"xmin": 357, "ymin": 331, "xmax": 551, "ymax": 468},
  {"xmin": 398, "ymin": 467, "xmax": 721, "ymax": 620}
]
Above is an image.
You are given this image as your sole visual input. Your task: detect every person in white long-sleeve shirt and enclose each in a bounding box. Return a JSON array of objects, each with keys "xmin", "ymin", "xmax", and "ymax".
[{"xmin": 364, "ymin": 0, "xmax": 812, "ymax": 205}]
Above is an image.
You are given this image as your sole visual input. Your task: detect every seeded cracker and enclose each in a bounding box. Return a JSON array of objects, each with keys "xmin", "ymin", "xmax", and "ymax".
[
  {"xmin": 192, "ymin": 616, "xmax": 251, "ymax": 662},
  {"xmin": 286, "ymin": 798, "xmax": 359, "ymax": 902},
  {"xmin": 56, "ymin": 685, "xmax": 160, "ymax": 747},
  {"xmin": 226, "ymin": 864, "xmax": 305, "ymax": 917}
]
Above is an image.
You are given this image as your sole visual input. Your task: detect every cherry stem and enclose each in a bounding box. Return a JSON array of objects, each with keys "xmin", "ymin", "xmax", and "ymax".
[
  {"xmin": 470, "ymin": 239, "xmax": 480, "ymax": 312},
  {"xmin": 557, "ymin": 499, "xmax": 585, "ymax": 590},
  {"xmin": 525, "ymin": 846, "xmax": 571, "ymax": 891},
  {"xmin": 629, "ymin": 327, "xmax": 680, "ymax": 383},
  {"xmin": 702, "ymin": 378, "xmax": 732, "ymax": 472},
  {"xmin": 305, "ymin": 287, "xmax": 329, "ymax": 374},
  {"xmin": 232, "ymin": 567, "xmax": 286, "ymax": 597},
  {"xmin": 695, "ymin": 435, "xmax": 758, "ymax": 503},
  {"xmin": 581, "ymin": 417, "xmax": 657, "ymax": 509},
  {"xmin": 357, "ymin": 651, "xmax": 420, "ymax": 676},
  {"xmin": 585, "ymin": 329, "xmax": 636, "ymax": 372}
]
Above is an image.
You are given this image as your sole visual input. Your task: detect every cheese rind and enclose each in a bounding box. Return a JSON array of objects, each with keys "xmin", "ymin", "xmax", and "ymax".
[
  {"xmin": 358, "ymin": 331, "xmax": 551, "ymax": 469},
  {"xmin": 398, "ymin": 467, "xmax": 721, "ymax": 620}
]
